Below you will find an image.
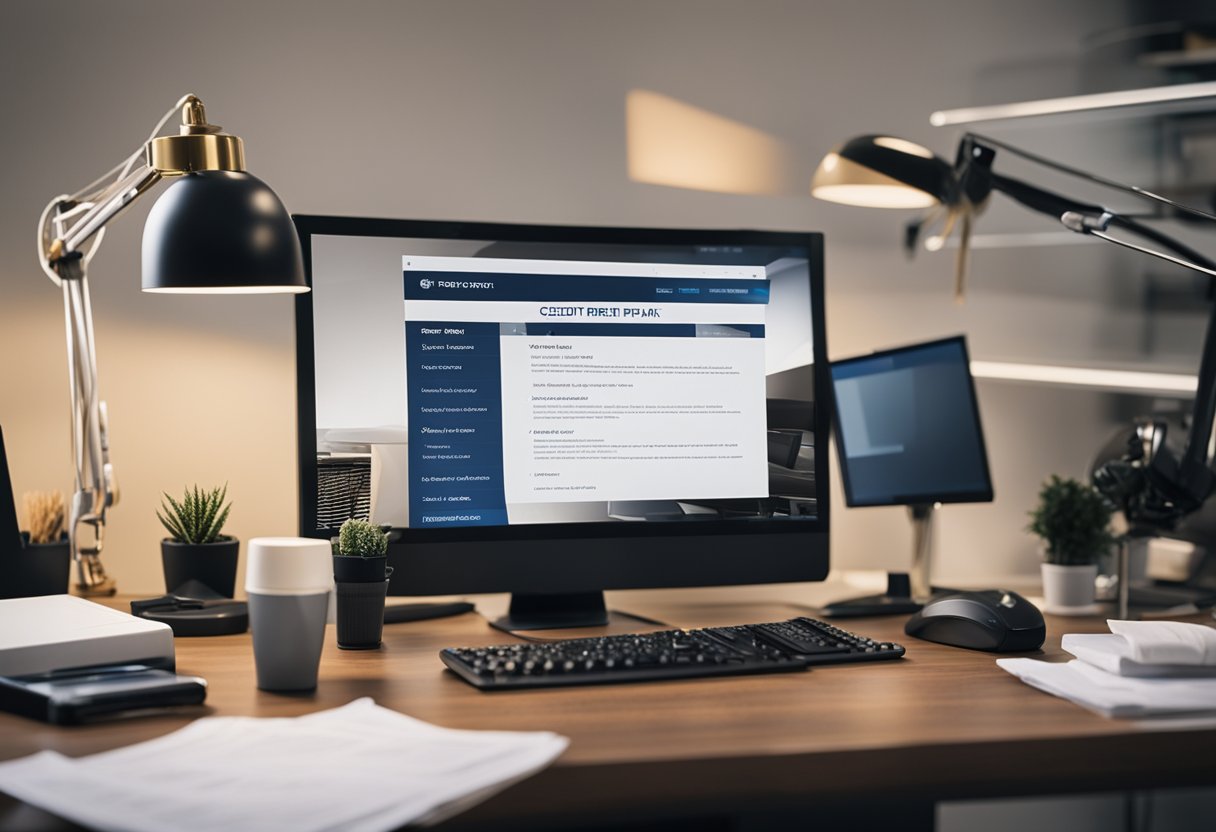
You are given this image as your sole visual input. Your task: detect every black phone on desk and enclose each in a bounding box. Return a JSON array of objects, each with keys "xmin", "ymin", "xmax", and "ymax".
[{"xmin": 0, "ymin": 664, "xmax": 207, "ymax": 725}]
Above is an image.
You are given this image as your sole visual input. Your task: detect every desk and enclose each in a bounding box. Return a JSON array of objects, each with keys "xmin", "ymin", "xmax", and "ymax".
[{"xmin": 1, "ymin": 594, "xmax": 1214, "ymax": 831}]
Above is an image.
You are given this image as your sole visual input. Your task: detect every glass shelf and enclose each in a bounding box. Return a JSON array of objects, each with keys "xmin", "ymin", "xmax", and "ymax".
[
  {"xmin": 970, "ymin": 360, "xmax": 1196, "ymax": 397},
  {"xmin": 930, "ymin": 80, "xmax": 1216, "ymax": 127}
]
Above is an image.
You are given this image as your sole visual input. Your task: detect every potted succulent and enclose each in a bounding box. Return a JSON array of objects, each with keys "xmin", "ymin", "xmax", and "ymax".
[
  {"xmin": 332, "ymin": 518, "xmax": 392, "ymax": 650},
  {"xmin": 1028, "ymin": 475, "xmax": 1114, "ymax": 613},
  {"xmin": 157, "ymin": 484, "xmax": 238, "ymax": 597},
  {"xmin": 2, "ymin": 490, "xmax": 70, "ymax": 599}
]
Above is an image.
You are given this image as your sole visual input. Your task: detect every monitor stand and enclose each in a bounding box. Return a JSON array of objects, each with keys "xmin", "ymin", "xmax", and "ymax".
[
  {"xmin": 490, "ymin": 591, "xmax": 666, "ymax": 634},
  {"xmin": 821, "ymin": 504, "xmax": 958, "ymax": 618}
]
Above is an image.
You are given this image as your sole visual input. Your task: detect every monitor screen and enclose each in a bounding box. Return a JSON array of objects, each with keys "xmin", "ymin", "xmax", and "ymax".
[
  {"xmin": 831, "ymin": 336, "xmax": 993, "ymax": 507},
  {"xmin": 294, "ymin": 218, "xmax": 830, "ymax": 602}
]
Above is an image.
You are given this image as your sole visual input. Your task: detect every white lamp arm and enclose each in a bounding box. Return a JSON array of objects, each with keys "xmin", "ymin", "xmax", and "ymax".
[
  {"xmin": 47, "ymin": 167, "xmax": 162, "ymax": 262},
  {"xmin": 57, "ymin": 253, "xmax": 116, "ymax": 593},
  {"xmin": 37, "ymin": 168, "xmax": 161, "ymax": 595}
]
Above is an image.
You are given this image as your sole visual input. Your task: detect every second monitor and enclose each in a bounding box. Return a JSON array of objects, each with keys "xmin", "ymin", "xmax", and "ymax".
[{"xmin": 825, "ymin": 335, "xmax": 993, "ymax": 617}]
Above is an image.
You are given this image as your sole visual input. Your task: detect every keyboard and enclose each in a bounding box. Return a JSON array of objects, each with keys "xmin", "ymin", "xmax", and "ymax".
[{"xmin": 440, "ymin": 617, "xmax": 905, "ymax": 690}]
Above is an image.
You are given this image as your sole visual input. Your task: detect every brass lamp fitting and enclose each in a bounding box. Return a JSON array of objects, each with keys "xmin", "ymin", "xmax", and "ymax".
[{"xmin": 146, "ymin": 96, "xmax": 245, "ymax": 174}]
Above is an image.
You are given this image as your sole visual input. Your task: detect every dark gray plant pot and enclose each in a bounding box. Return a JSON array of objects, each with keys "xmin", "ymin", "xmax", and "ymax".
[
  {"xmin": 335, "ymin": 579, "xmax": 389, "ymax": 649},
  {"xmin": 162, "ymin": 538, "xmax": 239, "ymax": 598},
  {"xmin": 0, "ymin": 533, "xmax": 71, "ymax": 599},
  {"xmin": 332, "ymin": 554, "xmax": 390, "ymax": 583}
]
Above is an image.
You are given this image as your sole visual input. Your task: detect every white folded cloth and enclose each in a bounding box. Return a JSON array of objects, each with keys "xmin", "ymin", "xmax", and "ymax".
[{"xmin": 1062, "ymin": 620, "xmax": 1216, "ymax": 678}]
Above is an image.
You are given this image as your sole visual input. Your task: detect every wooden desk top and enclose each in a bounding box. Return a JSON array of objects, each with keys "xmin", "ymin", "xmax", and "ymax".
[{"xmin": 2, "ymin": 594, "xmax": 1214, "ymax": 829}]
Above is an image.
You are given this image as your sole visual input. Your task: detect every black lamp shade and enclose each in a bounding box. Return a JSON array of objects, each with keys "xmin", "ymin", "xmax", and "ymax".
[
  {"xmin": 142, "ymin": 171, "xmax": 307, "ymax": 293},
  {"xmin": 812, "ymin": 135, "xmax": 958, "ymax": 209}
]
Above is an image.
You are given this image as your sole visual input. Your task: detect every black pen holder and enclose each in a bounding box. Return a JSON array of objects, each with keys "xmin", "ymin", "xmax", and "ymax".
[
  {"xmin": 335, "ymin": 579, "xmax": 389, "ymax": 649},
  {"xmin": 1, "ymin": 533, "xmax": 71, "ymax": 599}
]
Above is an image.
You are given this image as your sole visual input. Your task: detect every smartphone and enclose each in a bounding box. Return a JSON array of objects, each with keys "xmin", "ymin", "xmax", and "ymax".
[{"xmin": 0, "ymin": 663, "xmax": 206, "ymax": 725}]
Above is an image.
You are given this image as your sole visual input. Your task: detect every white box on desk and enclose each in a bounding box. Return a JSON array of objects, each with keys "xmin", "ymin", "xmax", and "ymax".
[{"xmin": 0, "ymin": 595, "xmax": 174, "ymax": 677}]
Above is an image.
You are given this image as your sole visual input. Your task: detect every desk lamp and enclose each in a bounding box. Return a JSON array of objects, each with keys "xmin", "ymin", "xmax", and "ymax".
[
  {"xmin": 813, "ymin": 133, "xmax": 1216, "ymax": 616},
  {"xmin": 36, "ymin": 94, "xmax": 307, "ymax": 596}
]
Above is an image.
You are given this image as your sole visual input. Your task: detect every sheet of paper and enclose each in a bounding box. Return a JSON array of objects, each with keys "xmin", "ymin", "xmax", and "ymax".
[
  {"xmin": 998, "ymin": 658, "xmax": 1216, "ymax": 718},
  {"xmin": 0, "ymin": 698, "xmax": 568, "ymax": 832}
]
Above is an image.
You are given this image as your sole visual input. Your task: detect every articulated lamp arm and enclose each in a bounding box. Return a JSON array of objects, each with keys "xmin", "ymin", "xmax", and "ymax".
[
  {"xmin": 955, "ymin": 139, "xmax": 1216, "ymax": 523},
  {"xmin": 38, "ymin": 155, "xmax": 167, "ymax": 596}
]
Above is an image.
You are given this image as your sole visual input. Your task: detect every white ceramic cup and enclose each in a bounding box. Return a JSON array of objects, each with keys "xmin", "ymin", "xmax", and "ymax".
[{"xmin": 245, "ymin": 537, "xmax": 333, "ymax": 691}]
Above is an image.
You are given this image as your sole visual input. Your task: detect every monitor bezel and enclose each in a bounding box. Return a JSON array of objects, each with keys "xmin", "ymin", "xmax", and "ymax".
[
  {"xmin": 293, "ymin": 215, "xmax": 831, "ymax": 596},
  {"xmin": 830, "ymin": 334, "xmax": 994, "ymax": 509}
]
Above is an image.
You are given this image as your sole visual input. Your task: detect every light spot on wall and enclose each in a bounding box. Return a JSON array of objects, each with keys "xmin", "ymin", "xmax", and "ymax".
[{"xmin": 625, "ymin": 89, "xmax": 797, "ymax": 196}]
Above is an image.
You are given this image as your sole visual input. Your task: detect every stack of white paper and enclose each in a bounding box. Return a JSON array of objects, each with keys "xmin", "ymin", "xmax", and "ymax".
[
  {"xmin": 0, "ymin": 698, "xmax": 568, "ymax": 832},
  {"xmin": 998, "ymin": 619, "xmax": 1216, "ymax": 718}
]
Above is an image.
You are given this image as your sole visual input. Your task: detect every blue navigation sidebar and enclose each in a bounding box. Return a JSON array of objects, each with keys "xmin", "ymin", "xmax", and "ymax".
[{"xmin": 405, "ymin": 322, "xmax": 507, "ymax": 528}]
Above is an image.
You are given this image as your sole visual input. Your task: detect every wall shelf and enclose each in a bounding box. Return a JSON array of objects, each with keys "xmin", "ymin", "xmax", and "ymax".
[
  {"xmin": 930, "ymin": 80, "xmax": 1216, "ymax": 127},
  {"xmin": 970, "ymin": 361, "xmax": 1197, "ymax": 397}
]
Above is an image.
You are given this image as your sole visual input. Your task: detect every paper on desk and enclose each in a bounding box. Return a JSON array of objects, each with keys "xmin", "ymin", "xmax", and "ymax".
[
  {"xmin": 0, "ymin": 698, "xmax": 568, "ymax": 832},
  {"xmin": 997, "ymin": 658, "xmax": 1216, "ymax": 718}
]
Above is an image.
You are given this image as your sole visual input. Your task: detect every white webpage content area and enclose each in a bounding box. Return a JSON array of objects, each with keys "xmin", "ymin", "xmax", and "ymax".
[{"xmin": 403, "ymin": 256, "xmax": 770, "ymax": 521}]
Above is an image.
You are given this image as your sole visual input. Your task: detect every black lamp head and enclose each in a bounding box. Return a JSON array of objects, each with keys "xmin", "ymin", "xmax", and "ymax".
[
  {"xmin": 140, "ymin": 96, "xmax": 307, "ymax": 294},
  {"xmin": 812, "ymin": 135, "xmax": 959, "ymax": 209},
  {"xmin": 142, "ymin": 171, "xmax": 306, "ymax": 294}
]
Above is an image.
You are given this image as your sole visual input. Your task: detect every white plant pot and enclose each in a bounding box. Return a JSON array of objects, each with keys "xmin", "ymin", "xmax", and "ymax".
[{"xmin": 1041, "ymin": 562, "xmax": 1098, "ymax": 613}]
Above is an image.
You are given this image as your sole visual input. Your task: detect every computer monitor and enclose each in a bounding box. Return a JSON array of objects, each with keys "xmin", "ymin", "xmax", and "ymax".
[
  {"xmin": 293, "ymin": 217, "xmax": 830, "ymax": 629},
  {"xmin": 824, "ymin": 335, "xmax": 993, "ymax": 617}
]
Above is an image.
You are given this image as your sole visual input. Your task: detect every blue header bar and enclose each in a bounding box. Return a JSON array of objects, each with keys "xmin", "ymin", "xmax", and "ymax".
[{"xmin": 403, "ymin": 271, "xmax": 770, "ymax": 304}]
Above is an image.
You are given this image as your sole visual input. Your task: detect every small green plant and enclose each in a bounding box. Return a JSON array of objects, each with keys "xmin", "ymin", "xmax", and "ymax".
[
  {"xmin": 336, "ymin": 518, "xmax": 388, "ymax": 557},
  {"xmin": 158, "ymin": 484, "xmax": 232, "ymax": 544},
  {"xmin": 1027, "ymin": 475, "xmax": 1114, "ymax": 566}
]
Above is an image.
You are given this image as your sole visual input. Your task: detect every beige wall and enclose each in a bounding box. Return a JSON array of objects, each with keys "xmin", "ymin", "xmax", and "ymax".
[{"xmin": 3, "ymin": 0, "xmax": 1196, "ymax": 595}]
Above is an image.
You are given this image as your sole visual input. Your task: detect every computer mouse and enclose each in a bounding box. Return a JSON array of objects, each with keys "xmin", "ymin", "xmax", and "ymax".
[{"xmin": 904, "ymin": 590, "xmax": 1045, "ymax": 652}]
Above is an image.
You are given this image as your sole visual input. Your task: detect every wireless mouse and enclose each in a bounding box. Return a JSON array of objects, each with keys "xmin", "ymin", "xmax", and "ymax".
[{"xmin": 904, "ymin": 590, "xmax": 1045, "ymax": 652}]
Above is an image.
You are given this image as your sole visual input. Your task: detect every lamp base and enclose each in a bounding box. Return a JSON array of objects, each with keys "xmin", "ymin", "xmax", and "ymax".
[{"xmin": 75, "ymin": 578, "xmax": 117, "ymax": 598}]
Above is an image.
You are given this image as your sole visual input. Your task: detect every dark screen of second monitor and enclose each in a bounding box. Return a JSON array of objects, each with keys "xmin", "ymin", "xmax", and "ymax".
[{"xmin": 825, "ymin": 336, "xmax": 993, "ymax": 617}]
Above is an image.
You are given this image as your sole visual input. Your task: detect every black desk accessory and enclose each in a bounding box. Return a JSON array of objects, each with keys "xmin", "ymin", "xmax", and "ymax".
[
  {"xmin": 904, "ymin": 590, "xmax": 1045, "ymax": 652},
  {"xmin": 0, "ymin": 664, "xmax": 206, "ymax": 725},
  {"xmin": 384, "ymin": 601, "xmax": 474, "ymax": 624},
  {"xmin": 131, "ymin": 580, "xmax": 249, "ymax": 637}
]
